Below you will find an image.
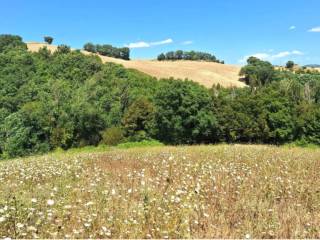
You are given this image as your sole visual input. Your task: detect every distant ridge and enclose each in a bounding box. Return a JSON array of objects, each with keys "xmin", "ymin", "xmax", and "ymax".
[
  {"xmin": 27, "ymin": 42, "xmax": 245, "ymax": 88},
  {"xmin": 304, "ymin": 64, "xmax": 320, "ymax": 68}
]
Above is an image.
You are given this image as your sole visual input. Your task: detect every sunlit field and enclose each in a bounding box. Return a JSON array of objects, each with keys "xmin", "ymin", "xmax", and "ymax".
[{"xmin": 0, "ymin": 145, "xmax": 319, "ymax": 238}]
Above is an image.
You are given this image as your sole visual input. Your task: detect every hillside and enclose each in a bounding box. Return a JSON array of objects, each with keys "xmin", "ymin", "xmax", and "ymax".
[
  {"xmin": 3, "ymin": 39, "xmax": 320, "ymax": 159},
  {"xmin": 27, "ymin": 42, "xmax": 245, "ymax": 88},
  {"xmin": 304, "ymin": 64, "xmax": 320, "ymax": 68}
]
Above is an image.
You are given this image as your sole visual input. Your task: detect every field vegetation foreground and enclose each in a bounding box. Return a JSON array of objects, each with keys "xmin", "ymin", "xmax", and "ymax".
[{"xmin": 0, "ymin": 145, "xmax": 319, "ymax": 238}]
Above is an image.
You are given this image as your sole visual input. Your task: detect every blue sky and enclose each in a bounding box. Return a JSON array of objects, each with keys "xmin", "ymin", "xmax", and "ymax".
[{"xmin": 1, "ymin": 0, "xmax": 320, "ymax": 65}]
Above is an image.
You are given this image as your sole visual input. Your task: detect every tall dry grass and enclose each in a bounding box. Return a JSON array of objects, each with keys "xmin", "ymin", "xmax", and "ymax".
[{"xmin": 0, "ymin": 145, "xmax": 319, "ymax": 238}]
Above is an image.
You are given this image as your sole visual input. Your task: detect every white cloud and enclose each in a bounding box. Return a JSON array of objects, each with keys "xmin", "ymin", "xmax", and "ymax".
[
  {"xmin": 289, "ymin": 26, "xmax": 296, "ymax": 30},
  {"xmin": 151, "ymin": 38, "xmax": 173, "ymax": 46},
  {"xmin": 308, "ymin": 27, "xmax": 320, "ymax": 32},
  {"xmin": 239, "ymin": 50, "xmax": 304, "ymax": 63},
  {"xmin": 292, "ymin": 50, "xmax": 304, "ymax": 55},
  {"xmin": 125, "ymin": 38, "xmax": 173, "ymax": 49},
  {"xmin": 181, "ymin": 40, "xmax": 193, "ymax": 45},
  {"xmin": 126, "ymin": 41, "xmax": 150, "ymax": 49},
  {"xmin": 272, "ymin": 51, "xmax": 291, "ymax": 58}
]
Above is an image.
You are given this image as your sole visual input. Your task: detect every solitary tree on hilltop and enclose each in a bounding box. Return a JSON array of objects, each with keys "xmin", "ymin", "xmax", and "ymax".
[
  {"xmin": 286, "ymin": 60, "xmax": 295, "ymax": 69},
  {"xmin": 44, "ymin": 36, "xmax": 54, "ymax": 45}
]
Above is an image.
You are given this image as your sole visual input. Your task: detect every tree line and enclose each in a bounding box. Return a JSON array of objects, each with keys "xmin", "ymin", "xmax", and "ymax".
[
  {"xmin": 1, "ymin": 34, "xmax": 320, "ymax": 159},
  {"xmin": 84, "ymin": 42, "xmax": 130, "ymax": 60},
  {"xmin": 157, "ymin": 50, "xmax": 224, "ymax": 63}
]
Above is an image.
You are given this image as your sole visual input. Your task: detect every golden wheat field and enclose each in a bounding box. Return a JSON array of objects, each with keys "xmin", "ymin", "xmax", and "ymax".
[
  {"xmin": 0, "ymin": 145, "xmax": 319, "ymax": 239},
  {"xmin": 27, "ymin": 42, "xmax": 244, "ymax": 88}
]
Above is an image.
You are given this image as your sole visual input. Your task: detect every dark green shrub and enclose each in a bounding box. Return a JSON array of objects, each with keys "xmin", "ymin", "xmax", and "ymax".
[
  {"xmin": 100, "ymin": 127, "xmax": 125, "ymax": 146},
  {"xmin": 56, "ymin": 44, "xmax": 71, "ymax": 54},
  {"xmin": 0, "ymin": 34, "xmax": 26, "ymax": 52}
]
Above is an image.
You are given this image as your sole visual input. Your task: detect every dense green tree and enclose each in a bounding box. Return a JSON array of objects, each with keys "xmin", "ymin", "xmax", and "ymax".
[
  {"xmin": 261, "ymin": 86, "xmax": 295, "ymax": 144},
  {"xmin": 0, "ymin": 112, "xmax": 33, "ymax": 158},
  {"xmin": 0, "ymin": 34, "xmax": 26, "ymax": 52},
  {"xmin": 158, "ymin": 50, "xmax": 221, "ymax": 63},
  {"xmin": 0, "ymin": 107, "xmax": 50, "ymax": 158},
  {"xmin": 119, "ymin": 47, "xmax": 130, "ymax": 60},
  {"xmin": 157, "ymin": 53, "xmax": 165, "ymax": 61},
  {"xmin": 175, "ymin": 50, "xmax": 184, "ymax": 60},
  {"xmin": 240, "ymin": 57, "xmax": 276, "ymax": 87},
  {"xmin": 165, "ymin": 51, "xmax": 175, "ymax": 60},
  {"xmin": 212, "ymin": 88, "xmax": 269, "ymax": 143},
  {"xmin": 122, "ymin": 97, "xmax": 155, "ymax": 139},
  {"xmin": 0, "ymin": 48, "xmax": 36, "ymax": 112},
  {"xmin": 70, "ymin": 93, "xmax": 105, "ymax": 146},
  {"xmin": 84, "ymin": 43, "xmax": 130, "ymax": 60},
  {"xmin": 295, "ymin": 103, "xmax": 320, "ymax": 145},
  {"xmin": 49, "ymin": 50, "xmax": 102, "ymax": 84},
  {"xmin": 84, "ymin": 42, "xmax": 96, "ymax": 53},
  {"xmin": 154, "ymin": 79, "xmax": 217, "ymax": 144}
]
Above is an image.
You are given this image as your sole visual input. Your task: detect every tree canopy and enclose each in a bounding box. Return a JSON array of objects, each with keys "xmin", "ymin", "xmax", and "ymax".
[
  {"xmin": 239, "ymin": 57, "xmax": 276, "ymax": 87},
  {"xmin": 0, "ymin": 34, "xmax": 26, "ymax": 52},
  {"xmin": 286, "ymin": 60, "xmax": 295, "ymax": 69},
  {"xmin": 44, "ymin": 36, "xmax": 54, "ymax": 45},
  {"xmin": 157, "ymin": 50, "xmax": 224, "ymax": 63},
  {"xmin": 84, "ymin": 42, "xmax": 130, "ymax": 60}
]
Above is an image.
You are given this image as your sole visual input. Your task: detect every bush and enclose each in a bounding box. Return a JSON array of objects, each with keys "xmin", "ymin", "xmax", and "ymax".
[
  {"xmin": 56, "ymin": 44, "xmax": 71, "ymax": 54},
  {"xmin": 116, "ymin": 140, "xmax": 164, "ymax": 149},
  {"xmin": 100, "ymin": 127, "xmax": 124, "ymax": 146},
  {"xmin": 126, "ymin": 130, "xmax": 150, "ymax": 142}
]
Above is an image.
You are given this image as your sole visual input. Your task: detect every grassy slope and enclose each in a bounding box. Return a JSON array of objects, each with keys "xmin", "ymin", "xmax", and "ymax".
[
  {"xmin": 27, "ymin": 42, "xmax": 245, "ymax": 88},
  {"xmin": 0, "ymin": 144, "xmax": 319, "ymax": 238}
]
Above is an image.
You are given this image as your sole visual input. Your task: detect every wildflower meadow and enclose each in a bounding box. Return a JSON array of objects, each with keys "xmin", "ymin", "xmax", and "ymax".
[{"xmin": 0, "ymin": 145, "xmax": 319, "ymax": 238}]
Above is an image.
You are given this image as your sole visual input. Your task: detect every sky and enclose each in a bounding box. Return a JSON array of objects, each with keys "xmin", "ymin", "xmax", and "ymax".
[{"xmin": 1, "ymin": 0, "xmax": 320, "ymax": 65}]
